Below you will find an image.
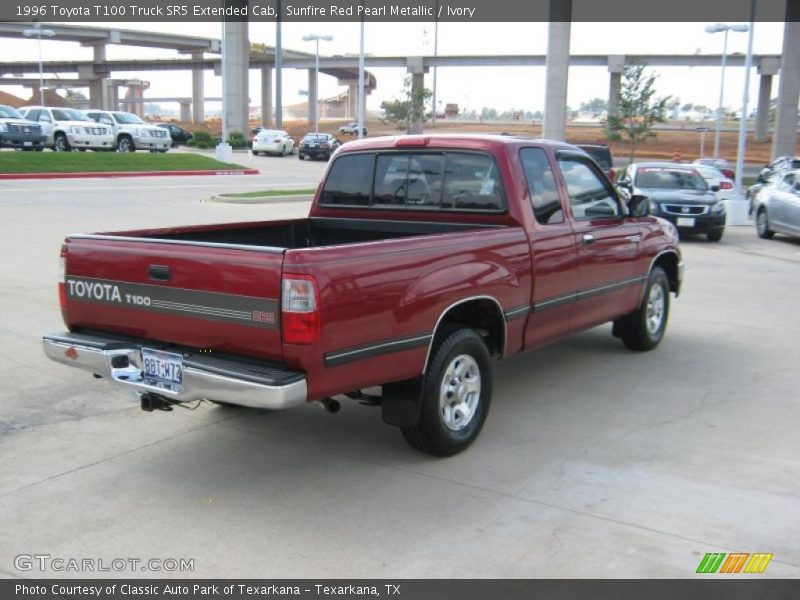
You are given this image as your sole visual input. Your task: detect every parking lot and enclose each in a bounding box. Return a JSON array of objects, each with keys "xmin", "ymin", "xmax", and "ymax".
[{"xmin": 0, "ymin": 165, "xmax": 798, "ymax": 578}]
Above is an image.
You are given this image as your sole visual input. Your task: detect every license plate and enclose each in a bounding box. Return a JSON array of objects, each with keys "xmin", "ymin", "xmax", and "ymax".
[
  {"xmin": 309, "ymin": 144, "xmax": 318, "ymax": 148},
  {"xmin": 23, "ymin": 141, "xmax": 32, "ymax": 146},
  {"xmin": 677, "ymin": 217, "xmax": 695, "ymax": 227},
  {"xmin": 141, "ymin": 348, "xmax": 183, "ymax": 392}
]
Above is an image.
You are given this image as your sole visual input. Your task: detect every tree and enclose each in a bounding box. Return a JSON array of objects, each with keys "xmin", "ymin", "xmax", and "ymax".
[
  {"xmin": 579, "ymin": 97, "xmax": 607, "ymax": 114},
  {"xmin": 605, "ymin": 61, "xmax": 670, "ymax": 162},
  {"xmin": 381, "ymin": 76, "xmax": 432, "ymax": 133}
]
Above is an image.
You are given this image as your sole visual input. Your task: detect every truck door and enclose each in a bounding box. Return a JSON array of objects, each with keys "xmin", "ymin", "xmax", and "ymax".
[
  {"xmin": 520, "ymin": 147, "xmax": 579, "ymax": 348},
  {"xmin": 555, "ymin": 151, "xmax": 644, "ymax": 333}
]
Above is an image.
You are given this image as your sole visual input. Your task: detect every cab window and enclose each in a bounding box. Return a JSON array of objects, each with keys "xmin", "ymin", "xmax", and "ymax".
[
  {"xmin": 520, "ymin": 148, "xmax": 564, "ymax": 224},
  {"xmin": 557, "ymin": 156, "xmax": 621, "ymax": 220}
]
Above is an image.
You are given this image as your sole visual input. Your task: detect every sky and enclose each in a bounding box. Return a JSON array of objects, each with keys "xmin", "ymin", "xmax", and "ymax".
[{"xmin": 0, "ymin": 21, "xmax": 788, "ymax": 115}]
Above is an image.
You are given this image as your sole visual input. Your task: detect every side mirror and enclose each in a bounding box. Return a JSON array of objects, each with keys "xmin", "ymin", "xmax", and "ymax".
[
  {"xmin": 40, "ymin": 115, "xmax": 52, "ymax": 123},
  {"xmin": 627, "ymin": 194, "xmax": 650, "ymax": 217},
  {"xmin": 710, "ymin": 185, "xmax": 720, "ymax": 193}
]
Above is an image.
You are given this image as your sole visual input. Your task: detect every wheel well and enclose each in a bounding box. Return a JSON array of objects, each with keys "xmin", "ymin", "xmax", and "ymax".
[
  {"xmin": 653, "ymin": 252, "xmax": 680, "ymax": 294},
  {"xmin": 430, "ymin": 298, "xmax": 505, "ymax": 361}
]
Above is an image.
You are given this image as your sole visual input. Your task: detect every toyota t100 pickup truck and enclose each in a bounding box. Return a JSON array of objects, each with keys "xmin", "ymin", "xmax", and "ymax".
[{"xmin": 43, "ymin": 135, "xmax": 683, "ymax": 456}]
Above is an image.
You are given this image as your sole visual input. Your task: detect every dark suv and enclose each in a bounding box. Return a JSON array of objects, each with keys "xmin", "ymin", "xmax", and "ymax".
[
  {"xmin": 0, "ymin": 104, "xmax": 46, "ymax": 151},
  {"xmin": 577, "ymin": 144, "xmax": 615, "ymax": 183}
]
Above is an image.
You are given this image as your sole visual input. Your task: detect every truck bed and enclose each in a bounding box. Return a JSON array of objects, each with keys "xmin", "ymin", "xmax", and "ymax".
[{"xmin": 137, "ymin": 217, "xmax": 498, "ymax": 249}]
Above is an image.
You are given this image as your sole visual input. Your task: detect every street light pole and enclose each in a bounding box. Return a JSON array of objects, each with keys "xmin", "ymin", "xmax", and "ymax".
[
  {"xmin": 302, "ymin": 33, "xmax": 333, "ymax": 134},
  {"xmin": 357, "ymin": 4, "xmax": 365, "ymax": 140},
  {"xmin": 706, "ymin": 22, "xmax": 749, "ymax": 159},
  {"xmin": 22, "ymin": 23, "xmax": 55, "ymax": 106},
  {"xmin": 431, "ymin": 0, "xmax": 439, "ymax": 127}
]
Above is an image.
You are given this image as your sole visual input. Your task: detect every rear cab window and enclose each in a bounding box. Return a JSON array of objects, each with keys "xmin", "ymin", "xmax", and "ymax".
[{"xmin": 320, "ymin": 150, "xmax": 506, "ymax": 213}]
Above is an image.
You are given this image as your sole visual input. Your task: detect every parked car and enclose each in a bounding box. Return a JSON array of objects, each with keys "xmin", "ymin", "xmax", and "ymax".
[
  {"xmin": 754, "ymin": 170, "xmax": 800, "ymax": 240},
  {"xmin": 298, "ymin": 133, "xmax": 340, "ymax": 160},
  {"xmin": 85, "ymin": 110, "xmax": 171, "ymax": 153},
  {"xmin": 42, "ymin": 134, "xmax": 682, "ymax": 456},
  {"xmin": 252, "ymin": 129, "xmax": 294, "ymax": 156},
  {"xmin": 618, "ymin": 162, "xmax": 726, "ymax": 241},
  {"xmin": 156, "ymin": 123, "xmax": 194, "ymax": 146},
  {"xmin": 747, "ymin": 157, "xmax": 800, "ymax": 214},
  {"xmin": 0, "ymin": 104, "xmax": 46, "ymax": 151},
  {"xmin": 339, "ymin": 122, "xmax": 367, "ymax": 135},
  {"xmin": 692, "ymin": 158, "xmax": 735, "ymax": 181},
  {"xmin": 577, "ymin": 144, "xmax": 615, "ymax": 182},
  {"xmin": 19, "ymin": 106, "xmax": 114, "ymax": 152},
  {"xmin": 692, "ymin": 164, "xmax": 735, "ymax": 201}
]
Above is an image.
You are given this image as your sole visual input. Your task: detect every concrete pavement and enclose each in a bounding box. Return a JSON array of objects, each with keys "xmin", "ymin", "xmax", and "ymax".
[{"xmin": 0, "ymin": 172, "xmax": 798, "ymax": 578}]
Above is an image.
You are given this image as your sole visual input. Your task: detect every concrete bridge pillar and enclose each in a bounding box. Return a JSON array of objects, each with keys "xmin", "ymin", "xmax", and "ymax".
[
  {"xmin": 543, "ymin": 0, "xmax": 572, "ymax": 141},
  {"xmin": 223, "ymin": 15, "xmax": 250, "ymax": 137},
  {"xmin": 191, "ymin": 52, "xmax": 205, "ymax": 124},
  {"xmin": 103, "ymin": 81, "xmax": 119, "ymax": 111},
  {"xmin": 86, "ymin": 44, "xmax": 108, "ymax": 110},
  {"xmin": 179, "ymin": 101, "xmax": 192, "ymax": 123},
  {"xmin": 307, "ymin": 69, "xmax": 318, "ymax": 130},
  {"xmin": 261, "ymin": 66, "xmax": 273, "ymax": 127},
  {"xmin": 755, "ymin": 58, "xmax": 779, "ymax": 142},
  {"xmin": 607, "ymin": 55, "xmax": 625, "ymax": 120},
  {"xmin": 772, "ymin": 20, "xmax": 800, "ymax": 159},
  {"xmin": 348, "ymin": 83, "xmax": 358, "ymax": 119}
]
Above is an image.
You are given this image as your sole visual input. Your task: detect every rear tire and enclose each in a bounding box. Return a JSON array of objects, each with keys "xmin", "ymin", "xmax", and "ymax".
[
  {"xmin": 756, "ymin": 208, "xmax": 774, "ymax": 239},
  {"xmin": 401, "ymin": 329, "xmax": 492, "ymax": 457},
  {"xmin": 614, "ymin": 267, "xmax": 670, "ymax": 352}
]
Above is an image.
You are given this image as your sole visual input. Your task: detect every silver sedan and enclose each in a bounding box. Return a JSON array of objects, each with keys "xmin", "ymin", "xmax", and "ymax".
[{"xmin": 754, "ymin": 170, "xmax": 800, "ymax": 240}]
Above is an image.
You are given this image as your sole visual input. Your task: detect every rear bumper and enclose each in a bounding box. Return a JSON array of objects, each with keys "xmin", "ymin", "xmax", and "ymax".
[{"xmin": 42, "ymin": 331, "xmax": 307, "ymax": 410}]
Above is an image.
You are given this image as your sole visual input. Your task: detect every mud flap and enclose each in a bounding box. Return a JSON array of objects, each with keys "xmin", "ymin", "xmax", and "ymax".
[{"xmin": 381, "ymin": 378, "xmax": 423, "ymax": 427}]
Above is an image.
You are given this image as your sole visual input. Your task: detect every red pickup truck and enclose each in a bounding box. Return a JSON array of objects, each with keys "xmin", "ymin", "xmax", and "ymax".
[{"xmin": 43, "ymin": 135, "xmax": 683, "ymax": 456}]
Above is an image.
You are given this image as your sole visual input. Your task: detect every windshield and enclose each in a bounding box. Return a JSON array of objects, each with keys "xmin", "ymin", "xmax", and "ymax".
[
  {"xmin": 112, "ymin": 112, "xmax": 144, "ymax": 125},
  {"xmin": 0, "ymin": 105, "xmax": 24, "ymax": 119},
  {"xmin": 52, "ymin": 109, "xmax": 89, "ymax": 122},
  {"xmin": 635, "ymin": 168, "xmax": 708, "ymax": 190}
]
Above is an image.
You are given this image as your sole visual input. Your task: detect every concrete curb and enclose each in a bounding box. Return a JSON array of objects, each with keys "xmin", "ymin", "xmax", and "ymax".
[
  {"xmin": 207, "ymin": 194, "xmax": 314, "ymax": 205},
  {"xmin": 0, "ymin": 169, "xmax": 260, "ymax": 181}
]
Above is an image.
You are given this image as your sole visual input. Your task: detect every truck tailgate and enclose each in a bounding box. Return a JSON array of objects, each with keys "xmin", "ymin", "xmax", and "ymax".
[{"xmin": 62, "ymin": 236, "xmax": 284, "ymax": 361}]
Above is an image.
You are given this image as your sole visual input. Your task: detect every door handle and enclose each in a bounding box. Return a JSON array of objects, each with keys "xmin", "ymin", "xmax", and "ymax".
[
  {"xmin": 625, "ymin": 234, "xmax": 642, "ymax": 243},
  {"xmin": 148, "ymin": 265, "xmax": 171, "ymax": 281},
  {"xmin": 581, "ymin": 234, "xmax": 595, "ymax": 245}
]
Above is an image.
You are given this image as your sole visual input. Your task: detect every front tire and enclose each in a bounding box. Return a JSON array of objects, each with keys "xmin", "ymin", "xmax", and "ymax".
[
  {"xmin": 707, "ymin": 229, "xmax": 724, "ymax": 242},
  {"xmin": 756, "ymin": 208, "xmax": 774, "ymax": 239},
  {"xmin": 117, "ymin": 136, "xmax": 134, "ymax": 153},
  {"xmin": 614, "ymin": 267, "xmax": 670, "ymax": 352},
  {"xmin": 401, "ymin": 329, "xmax": 492, "ymax": 457},
  {"xmin": 53, "ymin": 133, "xmax": 70, "ymax": 152}
]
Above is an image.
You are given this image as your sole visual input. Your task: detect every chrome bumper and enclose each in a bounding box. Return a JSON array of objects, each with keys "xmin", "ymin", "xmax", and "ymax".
[{"xmin": 42, "ymin": 332, "xmax": 307, "ymax": 410}]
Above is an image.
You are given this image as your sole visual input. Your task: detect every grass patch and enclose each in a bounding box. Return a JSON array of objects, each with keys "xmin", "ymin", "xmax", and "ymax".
[
  {"xmin": 0, "ymin": 152, "xmax": 246, "ymax": 173},
  {"xmin": 220, "ymin": 188, "xmax": 316, "ymax": 198}
]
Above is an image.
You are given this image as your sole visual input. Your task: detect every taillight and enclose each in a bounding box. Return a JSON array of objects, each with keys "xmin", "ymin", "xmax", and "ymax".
[
  {"xmin": 608, "ymin": 169, "xmax": 616, "ymax": 183},
  {"xmin": 58, "ymin": 244, "xmax": 67, "ymax": 310},
  {"xmin": 720, "ymin": 181, "xmax": 733, "ymax": 190},
  {"xmin": 281, "ymin": 275, "xmax": 320, "ymax": 344}
]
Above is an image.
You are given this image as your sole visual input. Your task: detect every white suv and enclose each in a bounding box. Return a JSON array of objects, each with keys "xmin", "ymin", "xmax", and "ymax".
[
  {"xmin": 20, "ymin": 106, "xmax": 115, "ymax": 152},
  {"xmin": 85, "ymin": 110, "xmax": 172, "ymax": 153}
]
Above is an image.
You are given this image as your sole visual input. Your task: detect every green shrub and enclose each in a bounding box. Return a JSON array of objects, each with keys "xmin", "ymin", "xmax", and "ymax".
[
  {"xmin": 227, "ymin": 131, "xmax": 248, "ymax": 149},
  {"xmin": 186, "ymin": 138, "xmax": 196, "ymax": 147},
  {"xmin": 196, "ymin": 141, "xmax": 208, "ymax": 149},
  {"xmin": 193, "ymin": 130, "xmax": 213, "ymax": 144}
]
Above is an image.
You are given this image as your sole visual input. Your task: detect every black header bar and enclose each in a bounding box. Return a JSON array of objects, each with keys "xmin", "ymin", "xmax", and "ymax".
[{"xmin": 1, "ymin": 0, "xmax": 796, "ymax": 23}]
